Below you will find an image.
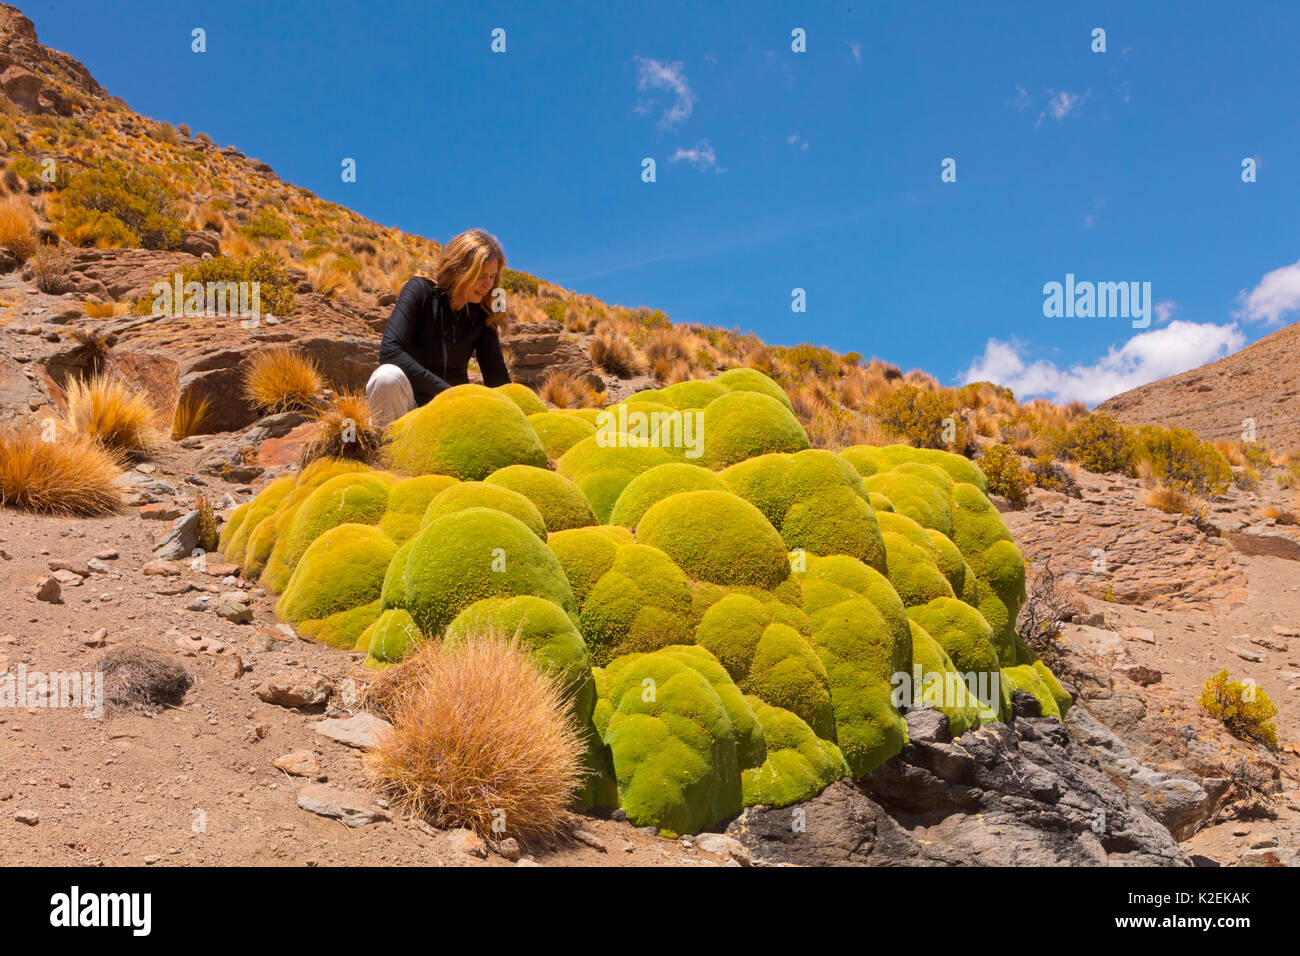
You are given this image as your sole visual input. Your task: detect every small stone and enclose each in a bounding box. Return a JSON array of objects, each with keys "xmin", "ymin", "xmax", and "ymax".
[
  {"xmin": 256, "ymin": 671, "xmax": 333, "ymax": 709},
  {"xmin": 14, "ymin": 810, "xmax": 38, "ymax": 825},
  {"xmin": 1251, "ymin": 835, "xmax": 1279, "ymax": 849},
  {"xmin": 693, "ymin": 832, "xmax": 751, "ymax": 865},
  {"xmin": 95, "ymin": 549, "xmax": 119, "ymax": 560},
  {"xmin": 51, "ymin": 569, "xmax": 84, "ymax": 587},
  {"xmin": 1227, "ymin": 645, "xmax": 1264, "ymax": 663},
  {"xmin": 213, "ymin": 593, "xmax": 253, "ymax": 624},
  {"xmin": 48, "ymin": 559, "xmax": 90, "ymax": 577},
  {"xmin": 314, "ymin": 712, "xmax": 391, "ymax": 748},
  {"xmin": 140, "ymin": 503, "xmax": 183, "ymax": 521},
  {"xmin": 296, "ymin": 783, "xmax": 389, "ymax": 827},
  {"xmin": 34, "ymin": 576, "xmax": 61, "ymax": 604},
  {"xmin": 141, "ymin": 560, "xmax": 181, "ymax": 577},
  {"xmin": 1116, "ymin": 664, "xmax": 1162, "ymax": 686},
  {"xmin": 572, "ymin": 829, "xmax": 607, "ymax": 853},
  {"xmin": 83, "ymin": 628, "xmax": 108, "ymax": 648},
  {"xmin": 274, "ymin": 750, "xmax": 321, "ymax": 777},
  {"xmin": 446, "ymin": 828, "xmax": 488, "ymax": 858},
  {"xmin": 489, "ymin": 836, "xmax": 521, "ymax": 861}
]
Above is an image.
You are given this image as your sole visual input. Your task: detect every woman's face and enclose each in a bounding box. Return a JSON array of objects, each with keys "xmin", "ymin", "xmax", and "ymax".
[{"xmin": 469, "ymin": 259, "xmax": 500, "ymax": 302}]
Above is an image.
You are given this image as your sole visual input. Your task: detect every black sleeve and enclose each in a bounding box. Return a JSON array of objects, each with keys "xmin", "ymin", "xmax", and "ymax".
[
  {"xmin": 379, "ymin": 278, "xmax": 453, "ymax": 396},
  {"xmin": 476, "ymin": 322, "xmax": 512, "ymax": 388}
]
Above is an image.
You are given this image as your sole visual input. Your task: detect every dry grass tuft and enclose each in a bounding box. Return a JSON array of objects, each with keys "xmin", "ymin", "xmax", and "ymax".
[
  {"xmin": 241, "ymin": 346, "xmax": 324, "ymax": 414},
  {"xmin": 589, "ymin": 333, "xmax": 642, "ymax": 378},
  {"xmin": 0, "ymin": 425, "xmax": 123, "ymax": 515},
  {"xmin": 0, "ymin": 194, "xmax": 39, "ymax": 262},
  {"xmin": 171, "ymin": 391, "xmax": 210, "ymax": 440},
  {"xmin": 63, "ymin": 374, "xmax": 158, "ymax": 455},
  {"xmin": 363, "ymin": 631, "xmax": 585, "ymax": 847},
  {"xmin": 298, "ymin": 390, "xmax": 383, "ymax": 467},
  {"xmin": 1145, "ymin": 484, "xmax": 1196, "ymax": 515},
  {"xmin": 538, "ymin": 370, "xmax": 602, "ymax": 409}
]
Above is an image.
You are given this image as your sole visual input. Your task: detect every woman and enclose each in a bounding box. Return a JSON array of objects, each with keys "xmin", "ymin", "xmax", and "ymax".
[{"xmin": 365, "ymin": 229, "xmax": 512, "ymax": 427}]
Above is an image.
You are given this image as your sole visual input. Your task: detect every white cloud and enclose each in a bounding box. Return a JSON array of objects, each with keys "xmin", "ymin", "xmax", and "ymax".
[
  {"xmin": 849, "ymin": 41, "xmax": 862, "ymax": 63},
  {"xmin": 787, "ymin": 132, "xmax": 809, "ymax": 150},
  {"xmin": 1007, "ymin": 84, "xmax": 1032, "ymax": 111},
  {"xmin": 634, "ymin": 56, "xmax": 695, "ymax": 129},
  {"xmin": 1236, "ymin": 257, "xmax": 1300, "ymax": 324},
  {"xmin": 669, "ymin": 140, "xmax": 720, "ymax": 171},
  {"xmin": 1154, "ymin": 300, "xmax": 1176, "ymax": 324},
  {"xmin": 961, "ymin": 321, "xmax": 1246, "ymax": 406},
  {"xmin": 1035, "ymin": 89, "xmax": 1087, "ymax": 127}
]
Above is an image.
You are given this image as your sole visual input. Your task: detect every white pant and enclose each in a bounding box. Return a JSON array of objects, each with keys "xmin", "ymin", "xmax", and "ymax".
[{"xmin": 365, "ymin": 364, "xmax": 415, "ymax": 429}]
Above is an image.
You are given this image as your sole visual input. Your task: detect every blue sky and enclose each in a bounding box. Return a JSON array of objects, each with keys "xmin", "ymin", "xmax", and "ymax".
[{"xmin": 31, "ymin": 0, "xmax": 1300, "ymax": 404}]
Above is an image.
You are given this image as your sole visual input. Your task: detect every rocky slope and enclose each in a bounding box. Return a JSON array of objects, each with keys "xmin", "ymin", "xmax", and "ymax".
[{"xmin": 1098, "ymin": 321, "xmax": 1300, "ymax": 451}]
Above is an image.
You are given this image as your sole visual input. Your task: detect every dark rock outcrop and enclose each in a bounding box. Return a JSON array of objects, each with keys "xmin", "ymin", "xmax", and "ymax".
[{"xmin": 727, "ymin": 708, "xmax": 1190, "ymax": 866}]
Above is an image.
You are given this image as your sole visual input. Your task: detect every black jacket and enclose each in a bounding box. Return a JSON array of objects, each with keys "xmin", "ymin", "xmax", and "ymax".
[{"xmin": 378, "ymin": 276, "xmax": 511, "ymax": 406}]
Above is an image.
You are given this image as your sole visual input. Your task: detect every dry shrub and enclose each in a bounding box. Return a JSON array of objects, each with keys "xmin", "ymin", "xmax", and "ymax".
[
  {"xmin": 1144, "ymin": 484, "xmax": 1196, "ymax": 515},
  {"xmin": 363, "ymin": 632, "xmax": 584, "ymax": 846},
  {"xmin": 589, "ymin": 333, "xmax": 642, "ymax": 378},
  {"xmin": 242, "ymin": 346, "xmax": 323, "ymax": 413},
  {"xmin": 30, "ymin": 243, "xmax": 72, "ymax": 293},
  {"xmin": 0, "ymin": 194, "xmax": 38, "ymax": 262},
  {"xmin": 1016, "ymin": 559, "xmax": 1078, "ymax": 663},
  {"xmin": 1263, "ymin": 503, "xmax": 1299, "ymax": 526},
  {"xmin": 83, "ymin": 301, "xmax": 119, "ymax": 318},
  {"xmin": 644, "ymin": 327, "xmax": 692, "ymax": 370},
  {"xmin": 0, "ymin": 426, "xmax": 122, "ymax": 515},
  {"xmin": 194, "ymin": 491, "xmax": 218, "ymax": 552},
  {"xmin": 70, "ymin": 327, "xmax": 114, "ymax": 375},
  {"xmin": 97, "ymin": 646, "xmax": 191, "ymax": 716},
  {"xmin": 658, "ymin": 358, "xmax": 694, "ymax": 386},
  {"xmin": 538, "ymin": 370, "xmax": 601, "ymax": 409},
  {"xmin": 63, "ymin": 373, "xmax": 158, "ymax": 455},
  {"xmin": 299, "ymin": 390, "xmax": 383, "ymax": 467},
  {"xmin": 171, "ymin": 391, "xmax": 210, "ymax": 440}
]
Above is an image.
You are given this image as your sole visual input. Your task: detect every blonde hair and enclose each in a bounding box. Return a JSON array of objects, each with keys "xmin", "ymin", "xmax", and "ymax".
[{"xmin": 432, "ymin": 229, "xmax": 507, "ymax": 327}]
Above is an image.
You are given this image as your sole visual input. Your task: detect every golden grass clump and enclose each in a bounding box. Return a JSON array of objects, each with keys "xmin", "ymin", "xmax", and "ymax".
[
  {"xmin": 0, "ymin": 425, "xmax": 122, "ymax": 515},
  {"xmin": 363, "ymin": 631, "xmax": 585, "ymax": 846},
  {"xmin": 298, "ymin": 390, "xmax": 383, "ymax": 467},
  {"xmin": 1144, "ymin": 484, "xmax": 1196, "ymax": 515},
  {"xmin": 171, "ymin": 391, "xmax": 211, "ymax": 440},
  {"xmin": 588, "ymin": 333, "xmax": 642, "ymax": 378},
  {"xmin": 538, "ymin": 370, "xmax": 602, "ymax": 409},
  {"xmin": 0, "ymin": 194, "xmax": 39, "ymax": 262},
  {"xmin": 241, "ymin": 346, "xmax": 324, "ymax": 414},
  {"xmin": 63, "ymin": 374, "xmax": 159, "ymax": 455}
]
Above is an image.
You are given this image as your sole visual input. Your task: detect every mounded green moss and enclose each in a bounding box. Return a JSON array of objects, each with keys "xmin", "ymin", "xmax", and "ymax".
[
  {"xmin": 714, "ymin": 367, "xmax": 796, "ymax": 412},
  {"xmin": 380, "ymin": 537, "xmax": 415, "ymax": 610},
  {"xmin": 527, "ymin": 410, "xmax": 596, "ymax": 459},
  {"xmin": 1001, "ymin": 664, "xmax": 1062, "ymax": 720},
  {"xmin": 218, "ymin": 499, "xmax": 254, "ymax": 561},
  {"xmin": 264, "ymin": 471, "xmax": 395, "ymax": 593},
  {"xmin": 421, "ymin": 481, "xmax": 547, "ymax": 539},
  {"xmin": 907, "ymin": 620, "xmax": 985, "ymax": 736},
  {"xmin": 950, "ymin": 482, "xmax": 1025, "ymax": 663},
  {"xmin": 793, "ymin": 554, "xmax": 911, "ymax": 651},
  {"xmin": 1032, "ymin": 659, "xmax": 1072, "ymax": 718},
  {"xmin": 608, "ymin": 462, "xmax": 727, "ymax": 528},
  {"xmin": 597, "ymin": 645, "xmax": 747, "ymax": 835},
  {"xmin": 445, "ymin": 595, "xmax": 596, "ymax": 725},
  {"xmin": 652, "ymin": 379, "xmax": 727, "ymax": 410},
  {"xmin": 579, "ymin": 543, "xmax": 695, "ymax": 664},
  {"xmin": 377, "ymin": 475, "xmax": 459, "ymax": 543},
  {"xmin": 698, "ymin": 390, "xmax": 810, "ymax": 469},
  {"xmin": 484, "ymin": 464, "xmax": 595, "ymax": 532},
  {"xmin": 906, "ymin": 597, "xmax": 1004, "ymax": 719},
  {"xmin": 386, "ymin": 383, "xmax": 548, "ymax": 479},
  {"xmin": 808, "ymin": 597, "xmax": 909, "ymax": 776},
  {"xmin": 637, "ymin": 490, "xmax": 789, "ymax": 589},
  {"xmin": 495, "ymin": 382, "xmax": 547, "ymax": 416},
  {"xmin": 657, "ymin": 645, "xmax": 765, "ymax": 769},
  {"xmin": 840, "ymin": 445, "xmax": 882, "ymax": 479},
  {"xmin": 741, "ymin": 696, "xmax": 848, "ymax": 808},
  {"xmin": 723, "ymin": 450, "xmax": 886, "ymax": 572},
  {"xmin": 546, "ymin": 525, "xmax": 633, "ymax": 605},
  {"xmin": 362, "ymin": 607, "xmax": 423, "ymax": 662},
  {"xmin": 870, "ymin": 445, "xmax": 988, "ymax": 492},
  {"xmin": 402, "ymin": 507, "xmax": 576, "ymax": 638},
  {"xmin": 867, "ymin": 491, "xmax": 894, "ymax": 512},
  {"xmin": 864, "ymin": 468, "xmax": 953, "ymax": 538},
  {"xmin": 879, "ymin": 527, "xmax": 955, "ymax": 607},
  {"xmin": 276, "ymin": 523, "xmax": 397, "ymax": 648},
  {"xmin": 556, "ymin": 434, "xmax": 674, "ymax": 522}
]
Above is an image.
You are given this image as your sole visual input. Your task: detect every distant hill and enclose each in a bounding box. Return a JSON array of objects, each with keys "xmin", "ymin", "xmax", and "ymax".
[{"xmin": 1098, "ymin": 321, "xmax": 1300, "ymax": 454}]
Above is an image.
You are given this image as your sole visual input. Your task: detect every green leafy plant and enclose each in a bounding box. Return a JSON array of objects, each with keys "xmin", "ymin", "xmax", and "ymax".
[
  {"xmin": 1199, "ymin": 670, "xmax": 1279, "ymax": 749},
  {"xmin": 1053, "ymin": 413, "xmax": 1137, "ymax": 476},
  {"xmin": 977, "ymin": 443, "xmax": 1030, "ymax": 506},
  {"xmin": 57, "ymin": 160, "xmax": 185, "ymax": 249}
]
